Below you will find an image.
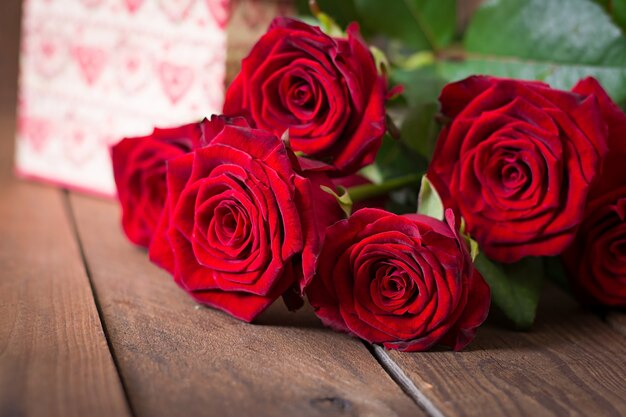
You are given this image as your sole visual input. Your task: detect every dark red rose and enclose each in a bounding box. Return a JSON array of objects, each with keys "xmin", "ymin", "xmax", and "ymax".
[
  {"xmin": 149, "ymin": 125, "xmax": 343, "ymax": 321},
  {"xmin": 572, "ymin": 78, "xmax": 626, "ymax": 199},
  {"xmin": 428, "ymin": 76, "xmax": 609, "ymax": 263},
  {"xmin": 224, "ymin": 17, "xmax": 386, "ymax": 175},
  {"xmin": 111, "ymin": 116, "xmax": 248, "ymax": 247},
  {"xmin": 563, "ymin": 189, "xmax": 626, "ymax": 308},
  {"xmin": 305, "ymin": 208, "xmax": 490, "ymax": 351},
  {"xmin": 563, "ymin": 78, "xmax": 626, "ymax": 308},
  {"xmin": 111, "ymin": 122, "xmax": 201, "ymax": 247}
]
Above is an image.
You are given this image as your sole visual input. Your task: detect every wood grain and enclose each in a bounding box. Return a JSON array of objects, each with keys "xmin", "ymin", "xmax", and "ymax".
[
  {"xmin": 69, "ymin": 193, "xmax": 423, "ymax": 417},
  {"xmin": 374, "ymin": 288, "xmax": 626, "ymax": 417},
  {"xmin": 606, "ymin": 313, "xmax": 626, "ymax": 338},
  {"xmin": 0, "ymin": 182, "xmax": 131, "ymax": 417}
]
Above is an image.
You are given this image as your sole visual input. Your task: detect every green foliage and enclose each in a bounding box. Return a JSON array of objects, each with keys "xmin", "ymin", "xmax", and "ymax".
[
  {"xmin": 475, "ymin": 254, "xmax": 544, "ymax": 329},
  {"xmin": 439, "ymin": 0, "xmax": 626, "ymax": 104},
  {"xmin": 368, "ymin": 134, "xmax": 427, "ymax": 183},
  {"xmin": 400, "ymin": 102, "xmax": 440, "ymax": 160},
  {"xmin": 305, "ymin": 0, "xmax": 626, "ymax": 330},
  {"xmin": 594, "ymin": 0, "xmax": 626, "ymax": 33},
  {"xmin": 320, "ymin": 185, "xmax": 353, "ymax": 217},
  {"xmin": 543, "ymin": 256, "xmax": 571, "ymax": 293},
  {"xmin": 354, "ymin": 0, "xmax": 456, "ymax": 51},
  {"xmin": 295, "ymin": 0, "xmax": 361, "ymax": 29},
  {"xmin": 417, "ymin": 175, "xmax": 444, "ymax": 220}
]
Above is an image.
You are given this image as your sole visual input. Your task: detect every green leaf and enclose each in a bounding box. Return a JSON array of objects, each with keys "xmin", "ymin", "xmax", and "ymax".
[
  {"xmin": 371, "ymin": 134, "xmax": 428, "ymax": 182},
  {"xmin": 543, "ymin": 256, "xmax": 571, "ymax": 294},
  {"xmin": 417, "ymin": 175, "xmax": 444, "ymax": 220},
  {"xmin": 295, "ymin": 0, "xmax": 361, "ymax": 30},
  {"xmin": 391, "ymin": 66, "xmax": 446, "ymax": 107},
  {"xmin": 316, "ymin": 12, "xmax": 345, "ymax": 37},
  {"xmin": 320, "ymin": 185, "xmax": 353, "ymax": 217},
  {"xmin": 459, "ymin": 218, "xmax": 480, "ymax": 262},
  {"xmin": 400, "ymin": 102, "xmax": 440, "ymax": 160},
  {"xmin": 439, "ymin": 0, "xmax": 626, "ymax": 104},
  {"xmin": 594, "ymin": 0, "xmax": 626, "ymax": 33},
  {"xmin": 370, "ymin": 46, "xmax": 390, "ymax": 76},
  {"xmin": 361, "ymin": 134, "xmax": 425, "ymax": 213},
  {"xmin": 475, "ymin": 254, "xmax": 544, "ymax": 329},
  {"xmin": 354, "ymin": 0, "xmax": 456, "ymax": 51}
]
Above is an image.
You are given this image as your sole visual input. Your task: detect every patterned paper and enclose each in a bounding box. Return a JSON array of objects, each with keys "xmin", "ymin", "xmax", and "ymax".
[{"xmin": 15, "ymin": 0, "xmax": 228, "ymax": 196}]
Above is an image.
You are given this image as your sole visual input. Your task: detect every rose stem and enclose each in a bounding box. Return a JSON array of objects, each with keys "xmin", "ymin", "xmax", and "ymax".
[{"xmin": 347, "ymin": 173, "xmax": 422, "ymax": 203}]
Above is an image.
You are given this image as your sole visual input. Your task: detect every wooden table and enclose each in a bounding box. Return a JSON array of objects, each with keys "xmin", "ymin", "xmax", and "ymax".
[{"xmin": 1, "ymin": 2, "xmax": 626, "ymax": 417}]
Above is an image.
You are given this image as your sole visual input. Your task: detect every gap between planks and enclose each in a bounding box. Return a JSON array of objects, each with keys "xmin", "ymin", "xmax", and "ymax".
[
  {"xmin": 67, "ymin": 192, "xmax": 424, "ymax": 417},
  {"xmin": 63, "ymin": 190, "xmax": 137, "ymax": 417},
  {"xmin": 366, "ymin": 343, "xmax": 446, "ymax": 417},
  {"xmin": 65, "ymin": 189, "xmax": 443, "ymax": 417},
  {"xmin": 0, "ymin": 181, "xmax": 131, "ymax": 417}
]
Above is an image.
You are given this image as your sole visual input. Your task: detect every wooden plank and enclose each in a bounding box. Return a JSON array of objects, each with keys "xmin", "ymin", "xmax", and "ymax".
[
  {"xmin": 69, "ymin": 193, "xmax": 423, "ymax": 417},
  {"xmin": 373, "ymin": 288, "xmax": 626, "ymax": 417},
  {"xmin": 606, "ymin": 313, "xmax": 626, "ymax": 338},
  {"xmin": 0, "ymin": 181, "xmax": 131, "ymax": 417}
]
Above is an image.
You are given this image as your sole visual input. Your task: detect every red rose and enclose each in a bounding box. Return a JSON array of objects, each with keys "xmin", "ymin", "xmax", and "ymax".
[
  {"xmin": 111, "ymin": 116, "xmax": 247, "ymax": 247},
  {"xmin": 428, "ymin": 76, "xmax": 609, "ymax": 263},
  {"xmin": 305, "ymin": 208, "xmax": 490, "ymax": 351},
  {"xmin": 149, "ymin": 125, "xmax": 343, "ymax": 321},
  {"xmin": 224, "ymin": 17, "xmax": 386, "ymax": 175},
  {"xmin": 563, "ymin": 78, "xmax": 626, "ymax": 308},
  {"xmin": 111, "ymin": 122, "xmax": 201, "ymax": 247},
  {"xmin": 563, "ymin": 189, "xmax": 626, "ymax": 308}
]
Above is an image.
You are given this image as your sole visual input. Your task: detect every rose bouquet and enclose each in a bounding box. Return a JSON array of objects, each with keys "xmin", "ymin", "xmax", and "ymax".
[{"xmin": 110, "ymin": 0, "xmax": 626, "ymax": 351}]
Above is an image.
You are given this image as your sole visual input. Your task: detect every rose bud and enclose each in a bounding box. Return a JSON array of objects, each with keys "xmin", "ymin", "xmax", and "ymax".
[
  {"xmin": 305, "ymin": 208, "xmax": 490, "ymax": 351},
  {"xmin": 111, "ymin": 123, "xmax": 201, "ymax": 247},
  {"xmin": 563, "ymin": 78, "xmax": 626, "ymax": 308},
  {"xmin": 148, "ymin": 125, "xmax": 343, "ymax": 322},
  {"xmin": 224, "ymin": 17, "xmax": 387, "ymax": 175},
  {"xmin": 111, "ymin": 116, "xmax": 248, "ymax": 247},
  {"xmin": 428, "ymin": 76, "xmax": 609, "ymax": 263}
]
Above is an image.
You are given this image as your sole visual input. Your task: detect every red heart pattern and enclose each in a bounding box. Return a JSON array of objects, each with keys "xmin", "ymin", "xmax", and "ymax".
[
  {"xmin": 206, "ymin": 0, "xmax": 229, "ymax": 29},
  {"xmin": 123, "ymin": 0, "xmax": 144, "ymax": 13},
  {"xmin": 16, "ymin": 0, "xmax": 229, "ymax": 196},
  {"xmin": 158, "ymin": 61, "xmax": 195, "ymax": 104},
  {"xmin": 73, "ymin": 45, "xmax": 108, "ymax": 85},
  {"xmin": 159, "ymin": 0, "xmax": 196, "ymax": 22}
]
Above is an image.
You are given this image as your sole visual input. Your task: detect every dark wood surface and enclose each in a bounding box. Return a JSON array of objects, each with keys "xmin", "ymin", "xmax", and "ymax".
[
  {"xmin": 607, "ymin": 313, "xmax": 626, "ymax": 338},
  {"xmin": 2, "ymin": 1, "xmax": 626, "ymax": 416},
  {"xmin": 0, "ymin": 182, "xmax": 131, "ymax": 417},
  {"xmin": 381, "ymin": 289, "xmax": 626, "ymax": 417},
  {"xmin": 68, "ymin": 193, "xmax": 422, "ymax": 417}
]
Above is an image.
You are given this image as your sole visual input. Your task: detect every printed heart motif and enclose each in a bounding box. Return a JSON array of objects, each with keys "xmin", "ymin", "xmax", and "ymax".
[
  {"xmin": 18, "ymin": 116, "xmax": 52, "ymax": 153},
  {"xmin": 63, "ymin": 122, "xmax": 100, "ymax": 167},
  {"xmin": 158, "ymin": 62, "xmax": 194, "ymax": 104},
  {"xmin": 116, "ymin": 41, "xmax": 150, "ymax": 93},
  {"xmin": 123, "ymin": 0, "xmax": 144, "ymax": 13},
  {"xmin": 32, "ymin": 33, "xmax": 68, "ymax": 78},
  {"xmin": 159, "ymin": 0, "xmax": 196, "ymax": 22},
  {"xmin": 205, "ymin": 0, "xmax": 229, "ymax": 29},
  {"xmin": 73, "ymin": 45, "xmax": 107, "ymax": 85}
]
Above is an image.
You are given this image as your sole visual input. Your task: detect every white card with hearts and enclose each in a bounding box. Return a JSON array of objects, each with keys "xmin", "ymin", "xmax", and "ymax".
[{"xmin": 15, "ymin": 0, "xmax": 228, "ymax": 196}]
